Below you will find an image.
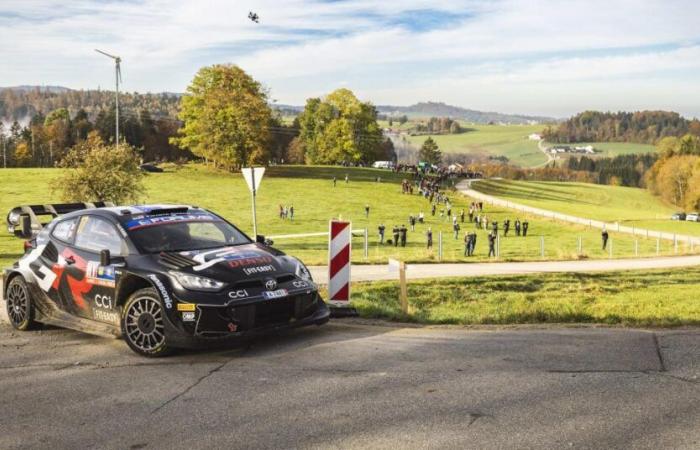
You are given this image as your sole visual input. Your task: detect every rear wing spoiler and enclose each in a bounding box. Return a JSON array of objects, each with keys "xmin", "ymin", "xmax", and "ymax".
[{"xmin": 6, "ymin": 202, "xmax": 114, "ymax": 238}]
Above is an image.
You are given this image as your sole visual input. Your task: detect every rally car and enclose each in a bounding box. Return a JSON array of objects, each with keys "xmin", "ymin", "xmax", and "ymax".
[{"xmin": 3, "ymin": 204, "xmax": 329, "ymax": 356}]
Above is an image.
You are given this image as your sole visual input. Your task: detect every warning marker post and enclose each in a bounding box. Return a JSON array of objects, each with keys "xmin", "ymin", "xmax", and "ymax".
[{"xmin": 328, "ymin": 219, "xmax": 357, "ymax": 317}]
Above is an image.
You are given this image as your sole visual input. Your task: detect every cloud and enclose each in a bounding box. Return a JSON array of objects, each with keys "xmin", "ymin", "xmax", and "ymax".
[{"xmin": 0, "ymin": 0, "xmax": 699, "ymax": 116}]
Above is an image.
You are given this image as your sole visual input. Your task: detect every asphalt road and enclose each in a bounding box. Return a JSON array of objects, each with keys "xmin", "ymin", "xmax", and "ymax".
[{"xmin": 1, "ymin": 304, "xmax": 698, "ymax": 449}]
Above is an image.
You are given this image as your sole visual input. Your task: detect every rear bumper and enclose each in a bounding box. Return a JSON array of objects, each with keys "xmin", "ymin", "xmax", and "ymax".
[{"xmin": 165, "ymin": 294, "xmax": 330, "ymax": 349}]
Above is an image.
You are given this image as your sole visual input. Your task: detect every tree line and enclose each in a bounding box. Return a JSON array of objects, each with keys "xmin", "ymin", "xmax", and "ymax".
[
  {"xmin": 543, "ymin": 110, "xmax": 700, "ymax": 144},
  {"xmin": 646, "ymin": 135, "xmax": 700, "ymax": 210},
  {"xmin": 0, "ymin": 87, "xmax": 180, "ymax": 122},
  {"xmin": 0, "ymin": 106, "xmax": 185, "ymax": 167}
]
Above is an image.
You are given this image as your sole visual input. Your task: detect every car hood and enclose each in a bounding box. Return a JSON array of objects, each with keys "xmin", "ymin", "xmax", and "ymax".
[{"xmin": 155, "ymin": 243, "xmax": 299, "ymax": 281}]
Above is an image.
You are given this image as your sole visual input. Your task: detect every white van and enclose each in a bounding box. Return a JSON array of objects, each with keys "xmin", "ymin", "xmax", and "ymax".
[{"xmin": 372, "ymin": 161, "xmax": 395, "ymax": 170}]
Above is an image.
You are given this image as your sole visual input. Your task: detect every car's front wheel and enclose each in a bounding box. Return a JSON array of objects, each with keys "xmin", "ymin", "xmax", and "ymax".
[
  {"xmin": 5, "ymin": 276, "xmax": 38, "ymax": 331},
  {"xmin": 121, "ymin": 288, "xmax": 173, "ymax": 357}
]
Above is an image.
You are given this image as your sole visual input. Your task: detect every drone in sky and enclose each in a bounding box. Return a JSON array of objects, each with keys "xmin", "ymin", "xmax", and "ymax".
[{"xmin": 248, "ymin": 11, "xmax": 259, "ymax": 23}]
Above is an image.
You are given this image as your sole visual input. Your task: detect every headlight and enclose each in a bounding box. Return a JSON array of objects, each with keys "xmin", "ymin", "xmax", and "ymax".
[
  {"xmin": 295, "ymin": 260, "xmax": 312, "ymax": 281},
  {"xmin": 169, "ymin": 271, "xmax": 225, "ymax": 292}
]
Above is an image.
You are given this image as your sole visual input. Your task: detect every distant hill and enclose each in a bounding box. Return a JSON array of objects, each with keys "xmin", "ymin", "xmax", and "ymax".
[
  {"xmin": 0, "ymin": 86, "xmax": 180, "ymax": 121},
  {"xmin": 0, "ymin": 85, "xmax": 73, "ymax": 94},
  {"xmin": 376, "ymin": 102, "xmax": 555, "ymax": 124},
  {"xmin": 0, "ymin": 86, "xmax": 553, "ymax": 125},
  {"xmin": 543, "ymin": 110, "xmax": 700, "ymax": 144}
]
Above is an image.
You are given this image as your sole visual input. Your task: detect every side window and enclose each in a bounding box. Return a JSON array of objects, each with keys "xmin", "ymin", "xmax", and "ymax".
[
  {"xmin": 74, "ymin": 216, "xmax": 126, "ymax": 256},
  {"xmin": 51, "ymin": 218, "xmax": 78, "ymax": 243}
]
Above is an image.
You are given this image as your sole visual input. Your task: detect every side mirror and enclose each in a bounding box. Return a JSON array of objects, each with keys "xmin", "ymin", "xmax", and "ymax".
[
  {"xmin": 256, "ymin": 235, "xmax": 274, "ymax": 246},
  {"xmin": 14, "ymin": 215, "xmax": 33, "ymax": 239},
  {"xmin": 100, "ymin": 249, "xmax": 111, "ymax": 266}
]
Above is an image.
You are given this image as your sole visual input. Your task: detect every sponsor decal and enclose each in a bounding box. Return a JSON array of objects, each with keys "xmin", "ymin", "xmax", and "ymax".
[
  {"xmin": 228, "ymin": 323, "xmax": 238, "ymax": 332},
  {"xmin": 182, "ymin": 311, "xmax": 196, "ymax": 322},
  {"xmin": 94, "ymin": 309, "xmax": 120, "ymax": 324},
  {"xmin": 227, "ymin": 256, "xmax": 273, "ymax": 269},
  {"xmin": 262, "ymin": 289, "xmax": 288, "ymax": 300},
  {"xmin": 243, "ymin": 265, "xmax": 275, "ymax": 276},
  {"xmin": 125, "ymin": 213, "xmax": 217, "ymax": 231},
  {"xmin": 292, "ymin": 280, "xmax": 309, "ymax": 289},
  {"xmin": 95, "ymin": 294, "xmax": 114, "ymax": 309},
  {"xmin": 148, "ymin": 274, "xmax": 173, "ymax": 309},
  {"xmin": 184, "ymin": 248, "xmax": 273, "ymax": 272},
  {"xmin": 228, "ymin": 289, "xmax": 249, "ymax": 300},
  {"xmin": 86, "ymin": 261, "xmax": 116, "ymax": 288},
  {"xmin": 177, "ymin": 303, "xmax": 196, "ymax": 312}
]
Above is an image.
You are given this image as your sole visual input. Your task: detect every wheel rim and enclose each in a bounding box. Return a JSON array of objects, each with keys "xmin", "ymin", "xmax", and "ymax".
[
  {"xmin": 6, "ymin": 282, "xmax": 29, "ymax": 326},
  {"xmin": 124, "ymin": 296, "xmax": 165, "ymax": 352}
]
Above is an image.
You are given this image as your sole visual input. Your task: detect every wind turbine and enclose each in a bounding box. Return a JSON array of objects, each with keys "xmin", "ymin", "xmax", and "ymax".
[{"xmin": 95, "ymin": 49, "xmax": 122, "ymax": 146}]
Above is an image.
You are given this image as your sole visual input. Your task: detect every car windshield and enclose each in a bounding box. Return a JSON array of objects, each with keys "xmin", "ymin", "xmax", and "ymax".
[{"xmin": 125, "ymin": 213, "xmax": 251, "ymax": 253}]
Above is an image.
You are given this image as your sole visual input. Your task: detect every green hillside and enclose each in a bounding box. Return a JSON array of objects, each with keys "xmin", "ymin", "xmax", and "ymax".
[
  {"xmin": 404, "ymin": 124, "xmax": 546, "ymax": 167},
  {"xmin": 0, "ymin": 165, "xmax": 690, "ymax": 269},
  {"xmin": 471, "ymin": 179, "xmax": 700, "ymax": 235}
]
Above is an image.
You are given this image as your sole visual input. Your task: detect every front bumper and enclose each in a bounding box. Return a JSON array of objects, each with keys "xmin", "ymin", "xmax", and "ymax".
[{"xmin": 164, "ymin": 292, "xmax": 330, "ymax": 349}]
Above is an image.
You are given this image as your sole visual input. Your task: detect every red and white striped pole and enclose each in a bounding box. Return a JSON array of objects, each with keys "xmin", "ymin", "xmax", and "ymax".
[{"xmin": 328, "ymin": 220, "xmax": 351, "ymax": 306}]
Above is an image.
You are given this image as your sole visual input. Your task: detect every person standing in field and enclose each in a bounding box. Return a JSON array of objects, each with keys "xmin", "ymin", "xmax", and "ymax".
[
  {"xmin": 488, "ymin": 231, "xmax": 496, "ymax": 257},
  {"xmin": 345, "ymin": 174, "xmax": 349, "ymax": 183},
  {"xmin": 332, "ymin": 176, "xmax": 337, "ymax": 187},
  {"xmin": 453, "ymin": 221, "xmax": 460, "ymax": 240},
  {"xmin": 503, "ymin": 219, "xmax": 510, "ymax": 237},
  {"xmin": 469, "ymin": 231, "xmax": 477, "ymax": 256},
  {"xmin": 523, "ymin": 220, "xmax": 529, "ymax": 236},
  {"xmin": 515, "ymin": 219, "xmax": 521, "ymax": 236},
  {"xmin": 289, "ymin": 205, "xmax": 294, "ymax": 221},
  {"xmin": 365, "ymin": 204, "xmax": 370, "ymax": 218},
  {"xmin": 378, "ymin": 224, "xmax": 386, "ymax": 244},
  {"xmin": 400, "ymin": 225, "xmax": 407, "ymax": 247},
  {"xmin": 460, "ymin": 209, "xmax": 465, "ymax": 223},
  {"xmin": 602, "ymin": 229, "xmax": 609, "ymax": 250},
  {"xmin": 463, "ymin": 232, "xmax": 470, "ymax": 256},
  {"xmin": 393, "ymin": 226, "xmax": 400, "ymax": 247},
  {"xmin": 426, "ymin": 227, "xmax": 433, "ymax": 249},
  {"xmin": 431, "ymin": 204, "xmax": 436, "ymax": 216}
]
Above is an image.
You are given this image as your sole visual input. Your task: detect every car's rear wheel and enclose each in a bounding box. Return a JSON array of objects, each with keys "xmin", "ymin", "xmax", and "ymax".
[
  {"xmin": 121, "ymin": 288, "xmax": 173, "ymax": 357},
  {"xmin": 5, "ymin": 276, "xmax": 38, "ymax": 331}
]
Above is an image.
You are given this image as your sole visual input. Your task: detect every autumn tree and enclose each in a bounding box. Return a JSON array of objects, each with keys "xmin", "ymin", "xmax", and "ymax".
[
  {"xmin": 298, "ymin": 88, "xmax": 383, "ymax": 164},
  {"xmin": 171, "ymin": 64, "xmax": 272, "ymax": 170},
  {"xmin": 52, "ymin": 132, "xmax": 145, "ymax": 204}
]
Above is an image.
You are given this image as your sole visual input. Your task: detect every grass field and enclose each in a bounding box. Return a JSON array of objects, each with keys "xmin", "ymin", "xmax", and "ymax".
[
  {"xmin": 0, "ymin": 165, "xmax": 693, "ymax": 269},
  {"xmin": 350, "ymin": 267, "xmax": 700, "ymax": 326},
  {"xmin": 564, "ymin": 141, "xmax": 656, "ymax": 157},
  {"xmin": 471, "ymin": 179, "xmax": 700, "ymax": 236},
  {"xmin": 404, "ymin": 124, "xmax": 546, "ymax": 167}
]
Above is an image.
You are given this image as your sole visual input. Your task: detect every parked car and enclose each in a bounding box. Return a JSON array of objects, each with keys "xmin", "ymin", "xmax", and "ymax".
[
  {"xmin": 4, "ymin": 204, "xmax": 329, "ymax": 357},
  {"xmin": 686, "ymin": 213, "xmax": 700, "ymax": 222},
  {"xmin": 671, "ymin": 212, "xmax": 687, "ymax": 221}
]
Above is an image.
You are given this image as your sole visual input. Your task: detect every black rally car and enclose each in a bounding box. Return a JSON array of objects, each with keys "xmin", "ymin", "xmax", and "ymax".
[{"xmin": 3, "ymin": 204, "xmax": 329, "ymax": 356}]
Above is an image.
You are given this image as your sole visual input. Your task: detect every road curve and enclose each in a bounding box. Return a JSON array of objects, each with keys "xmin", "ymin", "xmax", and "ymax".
[{"xmin": 456, "ymin": 179, "xmax": 700, "ymax": 245}]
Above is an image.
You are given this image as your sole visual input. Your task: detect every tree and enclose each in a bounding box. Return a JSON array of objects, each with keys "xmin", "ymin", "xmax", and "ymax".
[
  {"xmin": 171, "ymin": 64, "xmax": 272, "ymax": 170},
  {"xmin": 419, "ymin": 137, "xmax": 441, "ymax": 165},
  {"xmin": 52, "ymin": 132, "xmax": 145, "ymax": 204},
  {"xmin": 297, "ymin": 88, "xmax": 383, "ymax": 165}
]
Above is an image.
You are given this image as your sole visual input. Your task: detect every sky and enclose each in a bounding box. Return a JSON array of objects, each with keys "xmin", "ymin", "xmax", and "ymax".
[{"xmin": 1, "ymin": 0, "xmax": 699, "ymax": 118}]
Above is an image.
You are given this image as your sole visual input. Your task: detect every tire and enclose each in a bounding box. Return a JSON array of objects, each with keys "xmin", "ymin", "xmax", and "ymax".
[
  {"xmin": 121, "ymin": 288, "xmax": 174, "ymax": 357},
  {"xmin": 5, "ymin": 276, "xmax": 38, "ymax": 331}
]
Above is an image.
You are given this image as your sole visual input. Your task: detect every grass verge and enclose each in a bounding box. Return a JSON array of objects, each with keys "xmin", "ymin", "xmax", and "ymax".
[{"xmin": 348, "ymin": 267, "xmax": 700, "ymax": 327}]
